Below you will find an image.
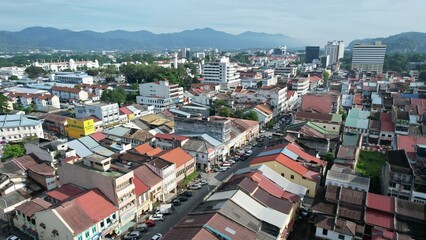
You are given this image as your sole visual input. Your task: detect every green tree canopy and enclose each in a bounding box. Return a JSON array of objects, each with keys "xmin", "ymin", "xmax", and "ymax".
[
  {"xmin": 218, "ymin": 107, "xmax": 234, "ymax": 117},
  {"xmin": 2, "ymin": 144, "xmax": 25, "ymax": 161},
  {"xmin": 0, "ymin": 95, "xmax": 10, "ymax": 114},
  {"xmin": 419, "ymin": 71, "xmax": 426, "ymax": 82},
  {"xmin": 234, "ymin": 109, "xmax": 244, "ymax": 119},
  {"xmin": 9, "ymin": 75, "xmax": 19, "ymax": 80},
  {"xmin": 25, "ymin": 66, "xmax": 47, "ymax": 79},
  {"xmin": 100, "ymin": 87, "xmax": 127, "ymax": 106},
  {"xmin": 242, "ymin": 110, "xmax": 259, "ymax": 121},
  {"xmin": 86, "ymin": 69, "xmax": 99, "ymax": 76}
]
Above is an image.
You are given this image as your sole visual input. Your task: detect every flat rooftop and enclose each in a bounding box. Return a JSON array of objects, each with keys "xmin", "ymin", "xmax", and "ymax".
[{"xmin": 74, "ymin": 161, "xmax": 124, "ymax": 178}]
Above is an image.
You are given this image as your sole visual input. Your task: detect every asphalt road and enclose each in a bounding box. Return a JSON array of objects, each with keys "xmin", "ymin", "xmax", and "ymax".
[{"xmin": 140, "ymin": 136, "xmax": 269, "ymax": 240}]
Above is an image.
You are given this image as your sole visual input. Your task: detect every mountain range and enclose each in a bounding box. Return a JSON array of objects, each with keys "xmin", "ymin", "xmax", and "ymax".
[
  {"xmin": 348, "ymin": 32, "xmax": 426, "ymax": 53},
  {"xmin": 0, "ymin": 27, "xmax": 305, "ymax": 51}
]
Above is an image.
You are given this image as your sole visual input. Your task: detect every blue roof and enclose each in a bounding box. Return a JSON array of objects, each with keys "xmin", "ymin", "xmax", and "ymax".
[
  {"xmin": 0, "ymin": 114, "xmax": 42, "ymax": 128},
  {"xmin": 103, "ymin": 126, "xmax": 131, "ymax": 137},
  {"xmin": 257, "ymin": 148, "xmax": 283, "ymax": 157},
  {"xmin": 78, "ymin": 136, "xmax": 100, "ymax": 149},
  {"xmin": 67, "ymin": 140, "xmax": 93, "ymax": 158},
  {"xmin": 400, "ymin": 93, "xmax": 420, "ymax": 99},
  {"xmin": 91, "ymin": 146, "xmax": 114, "ymax": 157}
]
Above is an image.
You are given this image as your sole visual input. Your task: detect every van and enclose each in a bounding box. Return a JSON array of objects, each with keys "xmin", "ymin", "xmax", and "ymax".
[
  {"xmin": 135, "ymin": 223, "xmax": 148, "ymax": 232},
  {"xmin": 222, "ymin": 163, "xmax": 231, "ymax": 168}
]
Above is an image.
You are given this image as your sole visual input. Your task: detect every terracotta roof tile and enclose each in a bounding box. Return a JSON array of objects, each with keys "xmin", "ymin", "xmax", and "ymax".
[
  {"xmin": 15, "ymin": 198, "xmax": 52, "ymax": 217},
  {"xmin": 301, "ymin": 94, "xmax": 333, "ymax": 114},
  {"xmin": 133, "ymin": 165, "xmax": 162, "ymax": 188},
  {"xmin": 52, "ymin": 86, "xmax": 83, "ymax": 93},
  {"xmin": 90, "ymin": 132, "xmax": 107, "ymax": 142},
  {"xmin": 134, "ymin": 176, "xmax": 149, "ymax": 196},
  {"xmin": 46, "ymin": 183, "xmax": 86, "ymax": 202},
  {"xmin": 367, "ymin": 193, "xmax": 394, "ymax": 213},
  {"xmin": 156, "ymin": 147, "xmax": 194, "ymax": 167},
  {"xmin": 155, "ymin": 133, "xmax": 188, "ymax": 141}
]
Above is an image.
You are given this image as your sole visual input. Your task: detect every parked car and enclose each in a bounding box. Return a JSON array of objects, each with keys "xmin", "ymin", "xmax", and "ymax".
[
  {"xmin": 227, "ymin": 159, "xmax": 236, "ymax": 164},
  {"xmin": 189, "ymin": 183, "xmax": 202, "ymax": 190},
  {"xmin": 6, "ymin": 236, "xmax": 20, "ymax": 240},
  {"xmin": 135, "ymin": 223, "xmax": 148, "ymax": 232},
  {"xmin": 178, "ymin": 195, "xmax": 188, "ymax": 202},
  {"xmin": 172, "ymin": 198, "xmax": 181, "ymax": 206},
  {"xmin": 151, "ymin": 233, "xmax": 163, "ymax": 240},
  {"xmin": 149, "ymin": 214, "xmax": 164, "ymax": 221},
  {"xmin": 260, "ymin": 129, "xmax": 266, "ymax": 133},
  {"xmin": 214, "ymin": 167, "xmax": 226, "ymax": 172},
  {"xmin": 124, "ymin": 231, "xmax": 141, "ymax": 240},
  {"xmin": 245, "ymin": 145, "xmax": 253, "ymax": 150},
  {"xmin": 245, "ymin": 150, "xmax": 253, "ymax": 155},
  {"xmin": 145, "ymin": 219, "xmax": 156, "ymax": 227},
  {"xmin": 198, "ymin": 179, "xmax": 208, "ymax": 185},
  {"xmin": 181, "ymin": 191, "xmax": 193, "ymax": 197}
]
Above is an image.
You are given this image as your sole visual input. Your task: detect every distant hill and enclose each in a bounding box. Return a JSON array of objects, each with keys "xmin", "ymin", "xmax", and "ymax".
[
  {"xmin": 349, "ymin": 32, "xmax": 426, "ymax": 53},
  {"xmin": 0, "ymin": 27, "xmax": 305, "ymax": 52}
]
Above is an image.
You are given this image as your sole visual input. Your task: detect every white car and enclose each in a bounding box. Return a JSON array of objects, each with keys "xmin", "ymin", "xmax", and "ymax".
[
  {"xmin": 149, "ymin": 214, "xmax": 164, "ymax": 221},
  {"xmin": 152, "ymin": 233, "xmax": 163, "ymax": 240},
  {"xmin": 189, "ymin": 183, "xmax": 202, "ymax": 190},
  {"xmin": 245, "ymin": 145, "xmax": 253, "ymax": 150},
  {"xmin": 198, "ymin": 179, "xmax": 209, "ymax": 185},
  {"xmin": 6, "ymin": 236, "xmax": 20, "ymax": 240},
  {"xmin": 245, "ymin": 150, "xmax": 253, "ymax": 155},
  {"xmin": 227, "ymin": 159, "xmax": 236, "ymax": 164},
  {"xmin": 124, "ymin": 231, "xmax": 141, "ymax": 240},
  {"xmin": 214, "ymin": 167, "xmax": 226, "ymax": 172}
]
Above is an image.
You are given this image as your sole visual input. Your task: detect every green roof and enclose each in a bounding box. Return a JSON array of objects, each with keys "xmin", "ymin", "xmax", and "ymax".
[
  {"xmin": 342, "ymin": 132, "xmax": 361, "ymax": 147},
  {"xmin": 331, "ymin": 113, "xmax": 342, "ymax": 123},
  {"xmin": 307, "ymin": 121, "xmax": 328, "ymax": 134}
]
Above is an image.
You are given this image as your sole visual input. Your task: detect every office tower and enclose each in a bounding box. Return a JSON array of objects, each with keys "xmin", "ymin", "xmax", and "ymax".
[
  {"xmin": 305, "ymin": 46, "xmax": 320, "ymax": 64},
  {"xmin": 325, "ymin": 40, "xmax": 344, "ymax": 65},
  {"xmin": 202, "ymin": 57, "xmax": 241, "ymax": 89},
  {"xmin": 351, "ymin": 42, "xmax": 387, "ymax": 73}
]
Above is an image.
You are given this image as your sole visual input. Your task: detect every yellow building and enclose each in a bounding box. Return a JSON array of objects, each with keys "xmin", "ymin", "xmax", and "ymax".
[
  {"xmin": 66, "ymin": 117, "xmax": 95, "ymax": 138},
  {"xmin": 251, "ymin": 144, "xmax": 324, "ymax": 198}
]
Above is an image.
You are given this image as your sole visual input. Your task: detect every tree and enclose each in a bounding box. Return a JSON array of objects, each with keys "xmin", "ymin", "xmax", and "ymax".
[
  {"xmin": 234, "ymin": 109, "xmax": 244, "ymax": 119},
  {"xmin": 105, "ymin": 76, "xmax": 116, "ymax": 83},
  {"xmin": 86, "ymin": 69, "xmax": 99, "ymax": 76},
  {"xmin": 211, "ymin": 99, "xmax": 228, "ymax": 115},
  {"xmin": 9, "ymin": 75, "xmax": 19, "ymax": 80},
  {"xmin": 0, "ymin": 95, "xmax": 10, "ymax": 114},
  {"xmin": 100, "ymin": 87, "xmax": 127, "ymax": 106},
  {"xmin": 242, "ymin": 110, "xmax": 259, "ymax": 121},
  {"xmin": 419, "ymin": 71, "xmax": 426, "ymax": 82},
  {"xmin": 2, "ymin": 144, "xmax": 25, "ymax": 161},
  {"xmin": 25, "ymin": 66, "xmax": 47, "ymax": 79},
  {"xmin": 218, "ymin": 107, "xmax": 234, "ymax": 117},
  {"xmin": 324, "ymin": 152, "xmax": 335, "ymax": 169}
]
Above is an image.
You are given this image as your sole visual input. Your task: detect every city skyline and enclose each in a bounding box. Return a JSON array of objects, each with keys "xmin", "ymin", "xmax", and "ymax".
[{"xmin": 0, "ymin": 0, "xmax": 424, "ymax": 45}]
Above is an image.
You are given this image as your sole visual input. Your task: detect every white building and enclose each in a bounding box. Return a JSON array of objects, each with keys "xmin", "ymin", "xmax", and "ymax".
[
  {"xmin": 6, "ymin": 92, "xmax": 60, "ymax": 111},
  {"xmin": 34, "ymin": 59, "xmax": 99, "ymax": 72},
  {"xmin": 233, "ymin": 85, "xmax": 287, "ymax": 114},
  {"xmin": 0, "ymin": 115, "xmax": 44, "ymax": 142},
  {"xmin": 274, "ymin": 65, "xmax": 297, "ymax": 78},
  {"xmin": 325, "ymin": 40, "xmax": 344, "ymax": 66},
  {"xmin": 202, "ymin": 57, "xmax": 241, "ymax": 89},
  {"xmin": 292, "ymin": 78, "xmax": 310, "ymax": 95},
  {"xmin": 146, "ymin": 158, "xmax": 177, "ymax": 196},
  {"xmin": 53, "ymin": 72, "xmax": 94, "ymax": 84},
  {"xmin": 352, "ymin": 42, "xmax": 387, "ymax": 73},
  {"xmin": 136, "ymin": 80, "xmax": 184, "ymax": 113},
  {"xmin": 51, "ymin": 86, "xmax": 89, "ymax": 102},
  {"xmin": 75, "ymin": 102, "xmax": 120, "ymax": 125},
  {"xmin": 0, "ymin": 67, "xmax": 26, "ymax": 80}
]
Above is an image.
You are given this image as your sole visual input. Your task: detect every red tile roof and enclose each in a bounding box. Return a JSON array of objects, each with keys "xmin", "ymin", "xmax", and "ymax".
[
  {"xmin": 251, "ymin": 172, "xmax": 284, "ymax": 198},
  {"xmin": 397, "ymin": 135, "xmax": 426, "ymax": 159},
  {"xmin": 119, "ymin": 107, "xmax": 133, "ymax": 115},
  {"xmin": 366, "ymin": 193, "xmax": 394, "ymax": 213},
  {"xmin": 251, "ymin": 153, "xmax": 320, "ymax": 181},
  {"xmin": 52, "ymin": 86, "xmax": 83, "ymax": 93},
  {"xmin": 380, "ymin": 112, "xmax": 392, "ymax": 122},
  {"xmin": 255, "ymin": 104, "xmax": 273, "ymax": 115},
  {"xmin": 134, "ymin": 176, "xmax": 149, "ymax": 196},
  {"xmin": 365, "ymin": 209, "xmax": 394, "ymax": 229},
  {"xmin": 54, "ymin": 189, "xmax": 117, "ymax": 235},
  {"xmin": 301, "ymin": 94, "xmax": 333, "ymax": 114},
  {"xmin": 380, "ymin": 122, "xmax": 394, "ymax": 132},
  {"xmin": 15, "ymin": 198, "xmax": 52, "ymax": 217},
  {"xmin": 155, "ymin": 133, "xmax": 188, "ymax": 141},
  {"xmin": 46, "ymin": 184, "xmax": 86, "ymax": 202},
  {"xmin": 285, "ymin": 143, "xmax": 326, "ymax": 166},
  {"xmin": 134, "ymin": 143, "xmax": 163, "ymax": 156},
  {"xmin": 133, "ymin": 165, "xmax": 162, "ymax": 188},
  {"xmin": 90, "ymin": 132, "xmax": 107, "ymax": 142},
  {"xmin": 287, "ymin": 90, "xmax": 296, "ymax": 98},
  {"xmin": 157, "ymin": 147, "xmax": 194, "ymax": 168}
]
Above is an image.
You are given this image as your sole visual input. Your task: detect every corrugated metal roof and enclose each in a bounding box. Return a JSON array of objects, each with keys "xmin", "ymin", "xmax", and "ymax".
[
  {"xmin": 126, "ymin": 105, "xmax": 139, "ymax": 114},
  {"xmin": 231, "ymin": 190, "xmax": 288, "ymax": 228},
  {"xmin": 67, "ymin": 140, "xmax": 93, "ymax": 158},
  {"xmin": 207, "ymin": 190, "xmax": 237, "ymax": 202},
  {"xmin": 78, "ymin": 136, "xmax": 100, "ymax": 149},
  {"xmin": 0, "ymin": 114, "xmax": 42, "ymax": 128},
  {"xmin": 281, "ymin": 148, "xmax": 298, "ymax": 160},
  {"xmin": 103, "ymin": 126, "xmax": 131, "ymax": 137},
  {"xmin": 91, "ymin": 145, "xmax": 114, "ymax": 157}
]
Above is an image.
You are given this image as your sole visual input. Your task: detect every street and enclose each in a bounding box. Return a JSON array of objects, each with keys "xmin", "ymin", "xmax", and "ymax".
[{"xmin": 140, "ymin": 137, "xmax": 268, "ymax": 240}]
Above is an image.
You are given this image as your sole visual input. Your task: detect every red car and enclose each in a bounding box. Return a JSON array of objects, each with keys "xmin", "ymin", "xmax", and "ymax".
[{"xmin": 145, "ymin": 219, "xmax": 156, "ymax": 227}]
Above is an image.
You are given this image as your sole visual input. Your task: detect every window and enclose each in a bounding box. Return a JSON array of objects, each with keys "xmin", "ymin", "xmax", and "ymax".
[
  {"xmin": 338, "ymin": 234, "xmax": 345, "ymax": 240},
  {"xmin": 291, "ymin": 175, "xmax": 294, "ymax": 179},
  {"xmin": 100, "ymin": 221, "xmax": 105, "ymax": 228},
  {"xmin": 85, "ymin": 230, "xmax": 90, "ymax": 238},
  {"xmin": 92, "ymin": 226, "xmax": 96, "ymax": 234},
  {"xmin": 322, "ymin": 229, "xmax": 328, "ymax": 235},
  {"xmin": 281, "ymin": 173, "xmax": 285, "ymax": 177},
  {"xmin": 77, "ymin": 235, "xmax": 83, "ymax": 240}
]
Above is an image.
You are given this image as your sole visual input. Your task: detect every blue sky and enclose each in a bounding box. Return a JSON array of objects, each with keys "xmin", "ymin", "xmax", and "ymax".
[{"xmin": 0, "ymin": 0, "xmax": 424, "ymax": 45}]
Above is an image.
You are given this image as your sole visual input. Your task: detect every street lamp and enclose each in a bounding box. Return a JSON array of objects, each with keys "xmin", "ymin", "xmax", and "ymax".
[{"xmin": 0, "ymin": 198, "xmax": 11, "ymax": 231}]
